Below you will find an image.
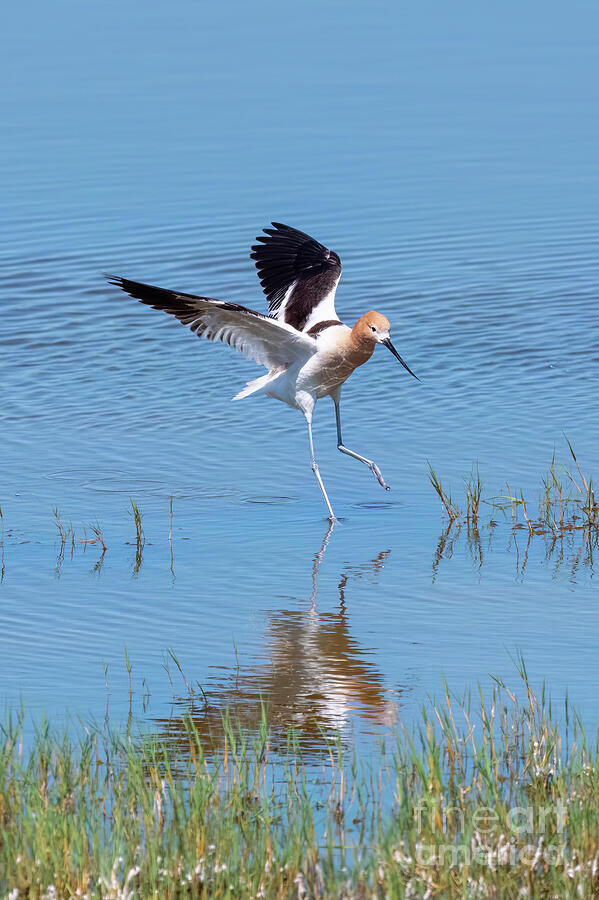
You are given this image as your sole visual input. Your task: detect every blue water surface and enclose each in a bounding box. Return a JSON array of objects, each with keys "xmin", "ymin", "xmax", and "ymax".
[{"xmin": 1, "ymin": 0, "xmax": 598, "ymax": 750}]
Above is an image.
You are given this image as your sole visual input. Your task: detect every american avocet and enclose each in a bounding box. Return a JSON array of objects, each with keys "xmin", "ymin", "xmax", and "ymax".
[{"xmin": 107, "ymin": 222, "xmax": 418, "ymax": 520}]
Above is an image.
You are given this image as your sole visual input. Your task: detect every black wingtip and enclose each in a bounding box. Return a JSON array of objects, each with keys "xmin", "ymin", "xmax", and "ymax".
[
  {"xmin": 251, "ymin": 222, "xmax": 301, "ymax": 249},
  {"xmin": 104, "ymin": 274, "xmax": 170, "ymax": 307}
]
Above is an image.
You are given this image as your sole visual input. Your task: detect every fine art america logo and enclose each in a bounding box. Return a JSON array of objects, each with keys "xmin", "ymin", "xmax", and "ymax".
[{"xmin": 411, "ymin": 799, "xmax": 568, "ymax": 868}]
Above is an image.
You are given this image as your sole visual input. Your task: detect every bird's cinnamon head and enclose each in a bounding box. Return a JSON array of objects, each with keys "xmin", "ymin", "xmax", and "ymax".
[{"xmin": 352, "ymin": 312, "xmax": 419, "ymax": 379}]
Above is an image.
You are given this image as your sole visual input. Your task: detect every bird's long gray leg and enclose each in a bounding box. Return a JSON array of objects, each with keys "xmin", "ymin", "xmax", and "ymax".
[
  {"xmin": 334, "ymin": 398, "xmax": 390, "ymax": 491},
  {"xmin": 305, "ymin": 412, "xmax": 338, "ymax": 521}
]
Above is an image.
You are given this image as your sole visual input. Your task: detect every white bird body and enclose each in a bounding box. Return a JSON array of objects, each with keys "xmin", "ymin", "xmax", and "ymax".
[
  {"xmin": 295, "ymin": 324, "xmax": 357, "ymax": 398},
  {"xmin": 108, "ymin": 222, "xmax": 418, "ymax": 519},
  {"xmin": 292, "ymin": 327, "xmax": 367, "ymax": 403},
  {"xmin": 239, "ymin": 323, "xmax": 359, "ymax": 409}
]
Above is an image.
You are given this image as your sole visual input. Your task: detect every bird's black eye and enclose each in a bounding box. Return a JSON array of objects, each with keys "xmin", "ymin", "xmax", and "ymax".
[{"xmin": 371, "ymin": 325, "xmax": 377, "ymax": 333}]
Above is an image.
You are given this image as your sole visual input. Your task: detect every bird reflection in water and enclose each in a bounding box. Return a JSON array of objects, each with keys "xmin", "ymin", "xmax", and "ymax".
[{"xmin": 149, "ymin": 524, "xmax": 401, "ymax": 756}]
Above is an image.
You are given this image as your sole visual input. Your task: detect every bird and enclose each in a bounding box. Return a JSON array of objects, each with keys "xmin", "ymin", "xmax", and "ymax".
[{"xmin": 107, "ymin": 222, "xmax": 418, "ymax": 521}]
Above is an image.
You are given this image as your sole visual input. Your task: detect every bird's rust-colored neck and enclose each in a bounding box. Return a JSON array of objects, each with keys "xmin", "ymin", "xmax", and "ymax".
[{"xmin": 348, "ymin": 327, "xmax": 376, "ymax": 366}]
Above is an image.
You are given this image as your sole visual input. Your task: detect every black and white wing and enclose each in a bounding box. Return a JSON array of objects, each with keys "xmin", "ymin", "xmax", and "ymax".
[
  {"xmin": 107, "ymin": 276, "xmax": 317, "ymax": 371},
  {"xmin": 251, "ymin": 222, "xmax": 342, "ymax": 334}
]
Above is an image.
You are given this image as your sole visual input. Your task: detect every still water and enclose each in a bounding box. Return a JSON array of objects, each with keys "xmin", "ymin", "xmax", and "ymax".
[{"xmin": 1, "ymin": 0, "xmax": 598, "ymax": 752}]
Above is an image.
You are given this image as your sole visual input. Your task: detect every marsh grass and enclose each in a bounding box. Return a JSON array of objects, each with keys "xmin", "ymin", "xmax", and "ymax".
[
  {"xmin": 4, "ymin": 452, "xmax": 597, "ymax": 583},
  {"xmin": 431, "ymin": 445, "xmax": 599, "ymax": 580},
  {"xmin": 464, "ymin": 463, "xmax": 482, "ymax": 523},
  {"xmin": 163, "ymin": 649, "xmax": 209, "ymax": 712},
  {"xmin": 52, "ymin": 509, "xmax": 107, "ymax": 577},
  {"xmin": 428, "ymin": 464, "xmax": 460, "ymax": 521},
  {"xmin": 45, "ymin": 500, "xmax": 151, "ymax": 577},
  {"xmin": 431, "ymin": 441, "xmax": 598, "ymax": 562},
  {"xmin": 129, "ymin": 499, "xmax": 145, "ymax": 577},
  {"xmin": 53, "ymin": 507, "xmax": 74, "ymax": 562},
  {"xmin": 1, "ymin": 664, "xmax": 599, "ymax": 899},
  {"xmin": 490, "ymin": 442, "xmax": 597, "ymax": 541},
  {"xmin": 87, "ymin": 522, "xmax": 107, "ymax": 553},
  {"xmin": 8, "ymin": 498, "xmax": 167, "ymax": 579}
]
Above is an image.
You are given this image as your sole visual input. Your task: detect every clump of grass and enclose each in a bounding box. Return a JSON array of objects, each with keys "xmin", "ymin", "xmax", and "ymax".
[
  {"xmin": 498, "ymin": 443, "xmax": 598, "ymax": 541},
  {"xmin": 53, "ymin": 506, "xmax": 74, "ymax": 550},
  {"xmin": 1, "ymin": 665, "xmax": 598, "ymax": 898},
  {"xmin": 52, "ymin": 510, "xmax": 107, "ymax": 575},
  {"xmin": 129, "ymin": 498, "xmax": 145, "ymax": 575},
  {"xmin": 130, "ymin": 498, "xmax": 145, "ymax": 546},
  {"xmin": 428, "ymin": 462, "xmax": 461, "ymax": 520},
  {"xmin": 433, "ymin": 440, "xmax": 598, "ymax": 542},
  {"xmin": 465, "ymin": 462, "xmax": 482, "ymax": 523},
  {"xmin": 53, "ymin": 507, "xmax": 75, "ymax": 574},
  {"xmin": 431, "ymin": 444, "xmax": 599, "ymax": 578},
  {"xmin": 564, "ymin": 436, "xmax": 598, "ymax": 529},
  {"xmin": 53, "ymin": 506, "xmax": 66, "ymax": 543},
  {"xmin": 86, "ymin": 520, "xmax": 107, "ymax": 552}
]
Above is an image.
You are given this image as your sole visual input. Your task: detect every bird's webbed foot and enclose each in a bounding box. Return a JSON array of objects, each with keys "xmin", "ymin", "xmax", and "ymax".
[{"xmin": 369, "ymin": 461, "xmax": 390, "ymax": 491}]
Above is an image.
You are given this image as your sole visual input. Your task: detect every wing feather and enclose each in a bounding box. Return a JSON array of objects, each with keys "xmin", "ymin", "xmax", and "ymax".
[
  {"xmin": 250, "ymin": 222, "xmax": 342, "ymax": 332},
  {"xmin": 107, "ymin": 276, "xmax": 317, "ymax": 371}
]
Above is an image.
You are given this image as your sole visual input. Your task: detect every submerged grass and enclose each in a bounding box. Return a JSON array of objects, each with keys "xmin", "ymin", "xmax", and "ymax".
[
  {"xmin": 1, "ymin": 665, "xmax": 599, "ymax": 898},
  {"xmin": 430, "ymin": 440, "xmax": 598, "ymax": 555}
]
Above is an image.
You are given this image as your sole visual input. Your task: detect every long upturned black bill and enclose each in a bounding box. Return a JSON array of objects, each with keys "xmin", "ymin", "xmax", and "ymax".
[{"xmin": 382, "ymin": 338, "xmax": 420, "ymax": 380}]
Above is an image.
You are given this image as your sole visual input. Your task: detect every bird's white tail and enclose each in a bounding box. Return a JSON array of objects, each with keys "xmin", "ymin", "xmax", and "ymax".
[{"xmin": 232, "ymin": 371, "xmax": 280, "ymax": 401}]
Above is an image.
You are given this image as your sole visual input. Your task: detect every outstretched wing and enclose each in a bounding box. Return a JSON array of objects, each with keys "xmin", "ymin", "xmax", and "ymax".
[
  {"xmin": 107, "ymin": 276, "xmax": 317, "ymax": 371},
  {"xmin": 251, "ymin": 222, "xmax": 342, "ymax": 333}
]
